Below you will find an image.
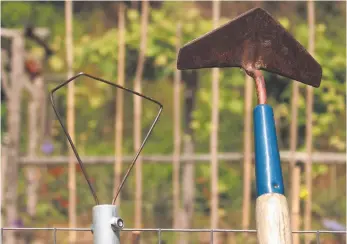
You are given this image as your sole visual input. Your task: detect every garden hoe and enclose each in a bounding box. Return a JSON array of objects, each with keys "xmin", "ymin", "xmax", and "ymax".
[{"xmin": 177, "ymin": 7, "xmax": 322, "ymax": 244}]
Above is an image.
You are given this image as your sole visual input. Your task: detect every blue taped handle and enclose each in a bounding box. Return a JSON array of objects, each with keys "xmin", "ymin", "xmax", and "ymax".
[{"xmin": 254, "ymin": 104, "xmax": 284, "ymax": 197}]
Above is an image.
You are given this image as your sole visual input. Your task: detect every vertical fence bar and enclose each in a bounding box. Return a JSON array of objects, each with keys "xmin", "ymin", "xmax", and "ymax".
[
  {"xmin": 173, "ymin": 23, "xmax": 182, "ymax": 229},
  {"xmin": 1, "ymin": 136, "xmax": 8, "ymax": 227},
  {"xmin": 114, "ymin": 1, "xmax": 126, "ymax": 205},
  {"xmin": 65, "ymin": 0, "xmax": 76, "ymax": 243},
  {"xmin": 210, "ymin": 1, "xmax": 220, "ymax": 243},
  {"xmin": 6, "ymin": 32, "xmax": 24, "ymax": 244},
  {"xmin": 315, "ymin": 231, "xmax": 320, "ymax": 244},
  {"xmin": 25, "ymin": 73, "xmax": 42, "ymax": 244},
  {"xmin": 304, "ymin": 1, "xmax": 315, "ymax": 244},
  {"xmin": 157, "ymin": 229, "xmax": 161, "ymax": 244},
  {"xmin": 288, "ymin": 16, "xmax": 301, "ymax": 244},
  {"xmin": 133, "ymin": 2, "xmax": 149, "ymax": 242},
  {"xmin": 289, "ymin": 70, "xmax": 300, "ymax": 244},
  {"xmin": 53, "ymin": 228, "xmax": 57, "ymax": 244}
]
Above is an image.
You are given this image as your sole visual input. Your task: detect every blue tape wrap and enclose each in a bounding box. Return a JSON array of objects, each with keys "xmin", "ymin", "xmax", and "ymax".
[{"xmin": 254, "ymin": 104, "xmax": 284, "ymax": 197}]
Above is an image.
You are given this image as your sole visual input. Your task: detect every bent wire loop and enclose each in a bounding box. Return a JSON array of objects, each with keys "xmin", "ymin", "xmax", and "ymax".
[{"xmin": 50, "ymin": 72, "xmax": 163, "ymax": 206}]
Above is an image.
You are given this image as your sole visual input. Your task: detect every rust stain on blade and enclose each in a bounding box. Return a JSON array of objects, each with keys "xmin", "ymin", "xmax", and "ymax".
[{"xmin": 177, "ymin": 8, "xmax": 322, "ymax": 88}]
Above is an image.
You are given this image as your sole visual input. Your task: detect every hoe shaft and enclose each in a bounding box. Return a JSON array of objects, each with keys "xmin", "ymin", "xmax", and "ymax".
[{"xmin": 250, "ymin": 71, "xmax": 292, "ymax": 244}]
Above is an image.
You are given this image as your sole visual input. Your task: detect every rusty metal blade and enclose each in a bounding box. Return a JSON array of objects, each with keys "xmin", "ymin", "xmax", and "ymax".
[{"xmin": 177, "ymin": 8, "xmax": 322, "ymax": 88}]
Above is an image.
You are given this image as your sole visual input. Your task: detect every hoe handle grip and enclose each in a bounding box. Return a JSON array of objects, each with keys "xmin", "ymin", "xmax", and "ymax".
[
  {"xmin": 256, "ymin": 193, "xmax": 292, "ymax": 244},
  {"xmin": 254, "ymin": 105, "xmax": 292, "ymax": 244}
]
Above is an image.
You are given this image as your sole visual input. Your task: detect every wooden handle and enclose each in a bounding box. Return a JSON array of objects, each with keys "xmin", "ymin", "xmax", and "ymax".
[{"xmin": 256, "ymin": 193, "xmax": 292, "ymax": 244}]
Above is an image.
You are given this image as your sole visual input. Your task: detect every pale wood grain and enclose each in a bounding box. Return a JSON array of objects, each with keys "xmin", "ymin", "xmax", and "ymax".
[{"xmin": 256, "ymin": 193, "xmax": 292, "ymax": 244}]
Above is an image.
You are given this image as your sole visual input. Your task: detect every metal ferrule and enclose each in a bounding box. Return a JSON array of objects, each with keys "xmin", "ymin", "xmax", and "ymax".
[
  {"xmin": 253, "ymin": 104, "xmax": 284, "ymax": 197},
  {"xmin": 92, "ymin": 205, "xmax": 123, "ymax": 244}
]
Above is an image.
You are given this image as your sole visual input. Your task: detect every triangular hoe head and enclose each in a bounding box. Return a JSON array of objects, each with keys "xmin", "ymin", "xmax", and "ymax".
[{"xmin": 177, "ymin": 8, "xmax": 322, "ymax": 88}]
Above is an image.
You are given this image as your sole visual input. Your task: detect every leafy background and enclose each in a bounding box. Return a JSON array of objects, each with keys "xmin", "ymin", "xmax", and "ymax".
[{"xmin": 1, "ymin": 1, "xmax": 346, "ymax": 243}]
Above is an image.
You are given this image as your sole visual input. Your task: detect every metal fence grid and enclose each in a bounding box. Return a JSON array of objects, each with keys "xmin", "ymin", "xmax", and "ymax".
[{"xmin": 1, "ymin": 227, "xmax": 346, "ymax": 244}]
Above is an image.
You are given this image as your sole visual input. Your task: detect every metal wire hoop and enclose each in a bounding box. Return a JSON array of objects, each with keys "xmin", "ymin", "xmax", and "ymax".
[{"xmin": 50, "ymin": 72, "xmax": 163, "ymax": 205}]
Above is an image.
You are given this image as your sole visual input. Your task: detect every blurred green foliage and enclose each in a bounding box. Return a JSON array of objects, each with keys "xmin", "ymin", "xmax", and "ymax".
[{"xmin": 1, "ymin": 1, "xmax": 346, "ymax": 242}]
